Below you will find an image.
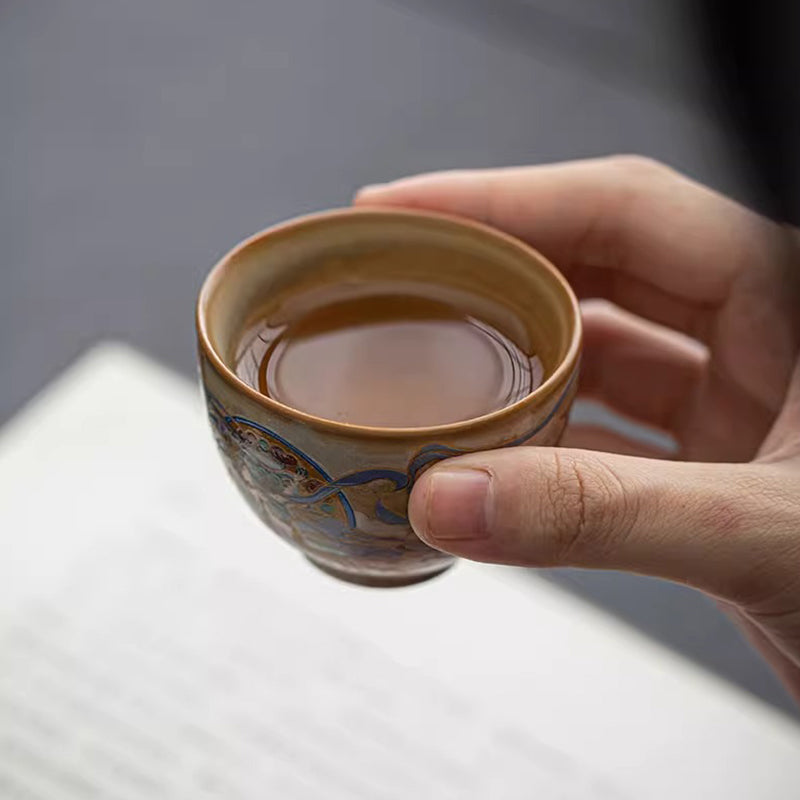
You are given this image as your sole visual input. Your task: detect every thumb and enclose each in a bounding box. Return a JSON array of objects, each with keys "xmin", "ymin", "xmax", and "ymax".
[{"xmin": 408, "ymin": 448, "xmax": 796, "ymax": 604}]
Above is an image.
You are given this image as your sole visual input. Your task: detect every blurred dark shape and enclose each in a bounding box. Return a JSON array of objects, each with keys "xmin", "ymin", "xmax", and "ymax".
[{"xmin": 693, "ymin": 1, "xmax": 800, "ymax": 223}]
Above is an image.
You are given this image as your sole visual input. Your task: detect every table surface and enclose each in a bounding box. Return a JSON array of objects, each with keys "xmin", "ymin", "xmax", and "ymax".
[{"xmin": 2, "ymin": 0, "xmax": 796, "ymax": 717}]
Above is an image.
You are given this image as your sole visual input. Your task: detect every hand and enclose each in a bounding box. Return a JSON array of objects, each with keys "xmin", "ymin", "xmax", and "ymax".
[{"xmin": 356, "ymin": 157, "xmax": 800, "ymax": 701}]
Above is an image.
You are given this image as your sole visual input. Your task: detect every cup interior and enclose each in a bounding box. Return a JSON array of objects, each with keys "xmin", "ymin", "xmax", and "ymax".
[{"xmin": 198, "ymin": 208, "xmax": 579, "ymax": 428}]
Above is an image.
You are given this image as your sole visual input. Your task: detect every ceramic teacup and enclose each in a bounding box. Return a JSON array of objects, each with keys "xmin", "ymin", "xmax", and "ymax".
[{"xmin": 196, "ymin": 207, "xmax": 581, "ymax": 587}]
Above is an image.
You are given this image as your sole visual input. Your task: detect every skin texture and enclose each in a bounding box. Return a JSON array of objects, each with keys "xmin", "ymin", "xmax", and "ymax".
[{"xmin": 355, "ymin": 157, "xmax": 800, "ymax": 703}]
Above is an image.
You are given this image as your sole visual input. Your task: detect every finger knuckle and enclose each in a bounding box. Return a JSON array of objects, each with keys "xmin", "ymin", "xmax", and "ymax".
[
  {"xmin": 605, "ymin": 154, "xmax": 672, "ymax": 182},
  {"xmin": 573, "ymin": 156, "xmax": 675, "ymax": 269},
  {"xmin": 538, "ymin": 452, "xmax": 635, "ymax": 564}
]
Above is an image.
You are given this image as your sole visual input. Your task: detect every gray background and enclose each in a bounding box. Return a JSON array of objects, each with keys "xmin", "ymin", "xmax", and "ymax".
[{"xmin": 2, "ymin": 0, "xmax": 796, "ymax": 717}]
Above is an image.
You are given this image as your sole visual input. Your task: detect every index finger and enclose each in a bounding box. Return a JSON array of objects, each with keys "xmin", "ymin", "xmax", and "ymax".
[{"xmin": 355, "ymin": 157, "xmax": 775, "ymax": 339}]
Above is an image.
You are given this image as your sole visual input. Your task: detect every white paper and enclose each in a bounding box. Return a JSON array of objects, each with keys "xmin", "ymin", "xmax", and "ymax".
[{"xmin": 0, "ymin": 343, "xmax": 798, "ymax": 799}]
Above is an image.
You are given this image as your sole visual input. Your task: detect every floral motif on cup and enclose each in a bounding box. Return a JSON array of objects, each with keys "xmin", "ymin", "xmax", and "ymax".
[{"xmin": 206, "ymin": 393, "xmax": 356, "ymax": 525}]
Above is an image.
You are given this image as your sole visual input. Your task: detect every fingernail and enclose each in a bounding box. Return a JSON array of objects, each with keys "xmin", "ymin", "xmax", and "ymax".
[{"xmin": 413, "ymin": 469, "xmax": 493, "ymax": 542}]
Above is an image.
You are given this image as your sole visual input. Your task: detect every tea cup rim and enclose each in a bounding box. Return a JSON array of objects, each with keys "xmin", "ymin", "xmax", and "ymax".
[{"xmin": 196, "ymin": 206, "xmax": 582, "ymax": 440}]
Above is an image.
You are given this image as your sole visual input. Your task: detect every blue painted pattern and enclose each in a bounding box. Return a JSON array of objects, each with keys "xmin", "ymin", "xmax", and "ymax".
[{"xmin": 205, "ymin": 367, "xmax": 576, "ymax": 530}]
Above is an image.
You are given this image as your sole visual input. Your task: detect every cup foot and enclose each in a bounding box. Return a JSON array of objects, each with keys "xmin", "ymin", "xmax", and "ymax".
[{"xmin": 305, "ymin": 556, "xmax": 453, "ymax": 588}]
